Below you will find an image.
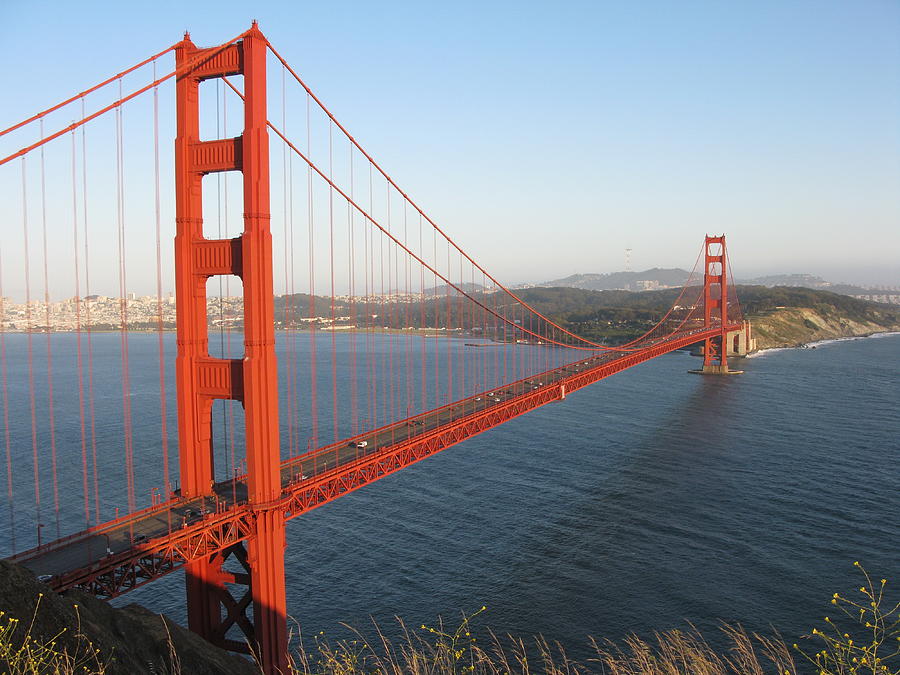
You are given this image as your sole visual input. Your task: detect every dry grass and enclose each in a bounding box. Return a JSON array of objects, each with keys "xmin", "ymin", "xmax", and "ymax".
[
  {"xmin": 281, "ymin": 563, "xmax": 897, "ymax": 674},
  {"xmin": 588, "ymin": 624, "xmax": 797, "ymax": 675},
  {"xmin": 2, "ymin": 565, "xmax": 896, "ymax": 674},
  {"xmin": 0, "ymin": 593, "xmax": 107, "ymax": 674},
  {"xmin": 283, "ymin": 615, "xmax": 798, "ymax": 675}
]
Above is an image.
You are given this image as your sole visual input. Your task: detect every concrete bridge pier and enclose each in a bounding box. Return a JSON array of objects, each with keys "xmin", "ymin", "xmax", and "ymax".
[
  {"xmin": 726, "ymin": 320, "xmax": 757, "ymax": 357},
  {"xmin": 690, "ymin": 321, "xmax": 756, "ymax": 375},
  {"xmin": 691, "ymin": 362, "xmax": 743, "ymax": 375}
]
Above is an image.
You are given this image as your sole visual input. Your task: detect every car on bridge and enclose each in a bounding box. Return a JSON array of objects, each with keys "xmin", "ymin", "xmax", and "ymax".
[{"xmin": 350, "ymin": 440, "xmax": 368, "ymax": 448}]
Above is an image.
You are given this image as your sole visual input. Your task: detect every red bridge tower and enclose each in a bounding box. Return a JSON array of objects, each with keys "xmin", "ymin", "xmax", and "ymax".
[
  {"xmin": 174, "ymin": 23, "xmax": 287, "ymax": 672},
  {"xmin": 694, "ymin": 234, "xmax": 742, "ymax": 375}
]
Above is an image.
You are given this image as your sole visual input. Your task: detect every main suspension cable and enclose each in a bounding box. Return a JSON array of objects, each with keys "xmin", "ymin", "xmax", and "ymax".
[
  {"xmin": 0, "ymin": 30, "xmax": 250, "ymax": 167},
  {"xmin": 0, "ymin": 43, "xmax": 178, "ymax": 139},
  {"xmin": 265, "ymin": 39, "xmax": 615, "ymax": 352}
]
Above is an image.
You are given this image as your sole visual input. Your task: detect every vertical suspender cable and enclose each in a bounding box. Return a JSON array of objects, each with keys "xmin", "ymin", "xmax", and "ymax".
[
  {"xmin": 153, "ymin": 61, "xmax": 171, "ymax": 505},
  {"xmin": 394, "ymin": 196, "xmax": 402, "ymax": 419},
  {"xmin": 307, "ymin": 93, "xmax": 319, "ymax": 457},
  {"xmin": 22, "ymin": 158, "xmax": 41, "ymax": 545},
  {"xmin": 223, "ymin": 87, "xmax": 237, "ymax": 493},
  {"xmin": 403, "ymin": 202, "xmax": 411, "ymax": 420},
  {"xmin": 529, "ymin": 309, "xmax": 534, "ymax": 379},
  {"xmin": 366, "ymin": 163, "xmax": 374, "ymax": 436},
  {"xmin": 386, "ymin": 183, "xmax": 394, "ymax": 437},
  {"xmin": 458, "ymin": 251, "xmax": 464, "ymax": 399},
  {"xmin": 71, "ymin": 128, "xmax": 89, "ymax": 528},
  {"xmin": 502, "ymin": 287, "xmax": 508, "ymax": 386},
  {"xmin": 348, "ymin": 145, "xmax": 358, "ymax": 435},
  {"xmin": 481, "ymin": 271, "xmax": 486, "ymax": 394},
  {"xmin": 419, "ymin": 214, "xmax": 426, "ymax": 413},
  {"xmin": 394, "ymin": 193, "xmax": 400, "ymax": 418},
  {"xmin": 370, "ymin": 163, "xmax": 378, "ymax": 432},
  {"xmin": 288, "ymin": 118, "xmax": 298, "ymax": 460},
  {"xmin": 445, "ymin": 243, "xmax": 451, "ymax": 404},
  {"xmin": 282, "ymin": 67, "xmax": 295, "ymax": 461},
  {"xmin": 39, "ymin": 121, "xmax": 61, "ymax": 539},
  {"xmin": 380, "ymin": 184, "xmax": 387, "ymax": 428},
  {"xmin": 432, "ymin": 225, "xmax": 438, "ymax": 409},
  {"xmin": 379, "ymin": 187, "xmax": 386, "ymax": 431},
  {"xmin": 215, "ymin": 79, "xmax": 227, "ymax": 478},
  {"xmin": 328, "ymin": 121, "xmax": 338, "ymax": 443},
  {"xmin": 491, "ymin": 275, "xmax": 497, "ymax": 391},
  {"xmin": 0, "ymin": 229, "xmax": 14, "ymax": 553},
  {"xmin": 115, "ymin": 82, "xmax": 136, "ymax": 515},
  {"xmin": 82, "ymin": 99, "xmax": 100, "ymax": 525},
  {"xmin": 472, "ymin": 268, "xmax": 477, "ymax": 392}
]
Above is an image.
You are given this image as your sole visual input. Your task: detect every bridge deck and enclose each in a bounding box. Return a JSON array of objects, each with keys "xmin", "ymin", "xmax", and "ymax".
[{"xmin": 8, "ymin": 326, "xmax": 736, "ymax": 597}]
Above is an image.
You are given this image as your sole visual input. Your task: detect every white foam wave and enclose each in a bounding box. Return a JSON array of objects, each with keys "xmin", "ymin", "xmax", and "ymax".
[
  {"xmin": 868, "ymin": 331, "xmax": 900, "ymax": 340},
  {"xmin": 805, "ymin": 331, "xmax": 900, "ymax": 349},
  {"xmin": 746, "ymin": 330, "xmax": 900, "ymax": 357},
  {"xmin": 745, "ymin": 347, "xmax": 791, "ymax": 359}
]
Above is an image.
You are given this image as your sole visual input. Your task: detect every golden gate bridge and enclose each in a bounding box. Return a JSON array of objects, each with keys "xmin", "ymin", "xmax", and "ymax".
[{"xmin": 0, "ymin": 23, "xmax": 747, "ymax": 672}]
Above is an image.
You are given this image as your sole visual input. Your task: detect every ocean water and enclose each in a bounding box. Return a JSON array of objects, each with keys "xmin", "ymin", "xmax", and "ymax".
[{"xmin": 3, "ymin": 332, "xmax": 898, "ymax": 657}]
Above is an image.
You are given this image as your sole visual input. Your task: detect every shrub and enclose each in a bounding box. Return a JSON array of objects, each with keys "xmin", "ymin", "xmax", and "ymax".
[{"xmin": 795, "ymin": 562, "xmax": 899, "ymax": 674}]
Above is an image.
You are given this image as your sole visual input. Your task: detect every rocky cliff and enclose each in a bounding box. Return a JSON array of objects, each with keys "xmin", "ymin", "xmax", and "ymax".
[
  {"xmin": 0, "ymin": 560, "xmax": 258, "ymax": 674},
  {"xmin": 749, "ymin": 306, "xmax": 900, "ymax": 350}
]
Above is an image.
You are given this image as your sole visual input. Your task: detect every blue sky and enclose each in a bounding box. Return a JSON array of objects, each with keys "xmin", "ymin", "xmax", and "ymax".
[{"xmin": 2, "ymin": 0, "xmax": 898, "ymax": 287}]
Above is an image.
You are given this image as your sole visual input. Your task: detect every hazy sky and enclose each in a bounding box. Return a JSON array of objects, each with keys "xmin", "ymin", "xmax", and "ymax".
[{"xmin": 2, "ymin": 0, "xmax": 898, "ymax": 289}]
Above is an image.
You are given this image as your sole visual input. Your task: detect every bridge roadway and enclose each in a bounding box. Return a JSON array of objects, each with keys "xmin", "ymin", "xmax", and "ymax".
[{"xmin": 8, "ymin": 325, "xmax": 733, "ymax": 596}]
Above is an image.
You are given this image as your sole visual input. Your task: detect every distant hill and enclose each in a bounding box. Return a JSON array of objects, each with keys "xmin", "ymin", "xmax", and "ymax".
[
  {"xmin": 537, "ymin": 269, "xmax": 900, "ymax": 304},
  {"xmin": 735, "ymin": 274, "xmax": 900, "ymax": 304},
  {"xmin": 425, "ymin": 282, "xmax": 486, "ymax": 295},
  {"xmin": 737, "ymin": 273, "xmax": 830, "ymax": 288},
  {"xmin": 512, "ymin": 284, "xmax": 900, "ymax": 348},
  {"xmin": 534, "ymin": 268, "xmax": 690, "ymax": 292},
  {"xmin": 237, "ymin": 284, "xmax": 900, "ymax": 348}
]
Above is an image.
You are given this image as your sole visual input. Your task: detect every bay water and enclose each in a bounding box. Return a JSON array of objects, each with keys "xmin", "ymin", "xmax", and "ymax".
[{"xmin": 2, "ymin": 331, "xmax": 898, "ymax": 657}]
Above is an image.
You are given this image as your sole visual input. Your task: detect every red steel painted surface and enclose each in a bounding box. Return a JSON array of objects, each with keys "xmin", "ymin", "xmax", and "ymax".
[
  {"xmin": 703, "ymin": 235, "xmax": 729, "ymax": 368},
  {"xmin": 0, "ymin": 20, "xmax": 747, "ymax": 672},
  {"xmin": 13, "ymin": 324, "xmax": 738, "ymax": 595},
  {"xmin": 173, "ymin": 22, "xmax": 287, "ymax": 670}
]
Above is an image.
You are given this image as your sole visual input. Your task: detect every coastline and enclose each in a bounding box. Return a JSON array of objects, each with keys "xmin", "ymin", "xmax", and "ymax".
[{"xmin": 746, "ymin": 329, "xmax": 900, "ymax": 358}]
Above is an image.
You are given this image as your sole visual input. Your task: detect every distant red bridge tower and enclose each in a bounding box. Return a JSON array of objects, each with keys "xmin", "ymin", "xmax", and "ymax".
[{"xmin": 694, "ymin": 234, "xmax": 743, "ymax": 375}]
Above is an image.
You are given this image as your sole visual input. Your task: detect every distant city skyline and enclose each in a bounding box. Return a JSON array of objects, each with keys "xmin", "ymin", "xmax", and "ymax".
[{"xmin": 1, "ymin": 0, "xmax": 897, "ymax": 298}]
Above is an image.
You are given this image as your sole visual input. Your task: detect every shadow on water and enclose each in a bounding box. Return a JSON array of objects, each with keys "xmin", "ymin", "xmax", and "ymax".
[
  {"xmin": 465, "ymin": 359, "xmax": 749, "ymax": 649},
  {"xmin": 105, "ymin": 338, "xmax": 898, "ymax": 662}
]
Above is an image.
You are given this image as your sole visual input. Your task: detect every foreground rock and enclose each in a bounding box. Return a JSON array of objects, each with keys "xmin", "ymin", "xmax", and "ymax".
[{"xmin": 0, "ymin": 559, "xmax": 257, "ymax": 674}]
